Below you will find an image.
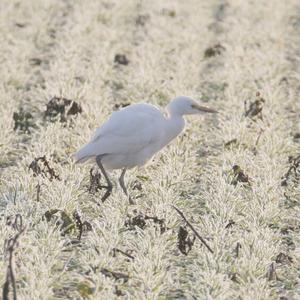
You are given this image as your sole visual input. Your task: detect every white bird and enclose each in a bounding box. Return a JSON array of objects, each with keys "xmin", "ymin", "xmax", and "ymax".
[{"xmin": 74, "ymin": 96, "xmax": 217, "ymax": 204}]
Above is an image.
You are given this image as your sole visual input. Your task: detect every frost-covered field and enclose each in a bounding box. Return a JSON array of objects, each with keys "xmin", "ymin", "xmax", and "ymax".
[{"xmin": 1, "ymin": 0, "xmax": 300, "ymax": 299}]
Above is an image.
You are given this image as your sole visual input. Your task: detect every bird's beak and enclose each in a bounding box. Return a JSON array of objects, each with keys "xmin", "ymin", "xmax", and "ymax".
[{"xmin": 192, "ymin": 104, "xmax": 218, "ymax": 113}]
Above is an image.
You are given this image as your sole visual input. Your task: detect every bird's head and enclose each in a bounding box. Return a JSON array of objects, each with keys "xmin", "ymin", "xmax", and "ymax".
[{"xmin": 167, "ymin": 96, "xmax": 218, "ymax": 116}]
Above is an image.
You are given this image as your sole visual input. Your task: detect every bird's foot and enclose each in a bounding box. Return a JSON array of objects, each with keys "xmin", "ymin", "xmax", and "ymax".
[{"xmin": 101, "ymin": 186, "xmax": 112, "ymax": 202}]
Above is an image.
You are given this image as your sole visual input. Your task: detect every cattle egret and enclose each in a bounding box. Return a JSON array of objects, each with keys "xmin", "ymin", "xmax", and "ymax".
[{"xmin": 75, "ymin": 96, "xmax": 217, "ymax": 204}]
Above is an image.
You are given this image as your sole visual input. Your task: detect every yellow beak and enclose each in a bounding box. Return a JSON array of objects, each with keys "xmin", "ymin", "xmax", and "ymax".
[{"xmin": 192, "ymin": 104, "xmax": 218, "ymax": 113}]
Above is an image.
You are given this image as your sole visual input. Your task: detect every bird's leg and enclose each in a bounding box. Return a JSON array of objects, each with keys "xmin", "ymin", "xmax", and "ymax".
[
  {"xmin": 119, "ymin": 169, "xmax": 134, "ymax": 205},
  {"xmin": 96, "ymin": 156, "xmax": 112, "ymax": 202}
]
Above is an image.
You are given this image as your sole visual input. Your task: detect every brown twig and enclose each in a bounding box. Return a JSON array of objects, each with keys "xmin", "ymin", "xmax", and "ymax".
[
  {"xmin": 235, "ymin": 242, "xmax": 242, "ymax": 258},
  {"xmin": 100, "ymin": 268, "xmax": 129, "ymax": 282},
  {"xmin": 144, "ymin": 215, "xmax": 166, "ymax": 234},
  {"xmin": 224, "ymin": 138, "xmax": 238, "ymax": 149},
  {"xmin": 6, "ymin": 214, "xmax": 23, "ymax": 231},
  {"xmin": 28, "ymin": 156, "xmax": 60, "ymax": 181},
  {"xmin": 73, "ymin": 211, "xmax": 83, "ymax": 240},
  {"xmin": 44, "ymin": 96, "xmax": 82, "ymax": 122},
  {"xmin": 225, "ymin": 219, "xmax": 235, "ymax": 229},
  {"xmin": 281, "ymin": 155, "xmax": 300, "ymax": 186},
  {"xmin": 3, "ymin": 215, "xmax": 26, "ymax": 300},
  {"xmin": 88, "ymin": 168, "xmax": 104, "ymax": 194},
  {"xmin": 73, "ymin": 211, "xmax": 92, "ymax": 240},
  {"xmin": 112, "ymin": 248, "xmax": 135, "ymax": 260},
  {"xmin": 254, "ymin": 129, "xmax": 264, "ymax": 147},
  {"xmin": 244, "ymin": 91, "xmax": 265, "ymax": 119},
  {"xmin": 231, "ymin": 165, "xmax": 251, "ymax": 186},
  {"xmin": 267, "ymin": 262, "xmax": 279, "ymax": 281},
  {"xmin": 177, "ymin": 225, "xmax": 195, "ymax": 255},
  {"xmin": 124, "ymin": 213, "xmax": 166, "ymax": 234},
  {"xmin": 172, "ymin": 206, "xmax": 214, "ymax": 254},
  {"xmin": 36, "ymin": 183, "xmax": 41, "ymax": 202},
  {"xmin": 275, "ymin": 252, "xmax": 293, "ymax": 265}
]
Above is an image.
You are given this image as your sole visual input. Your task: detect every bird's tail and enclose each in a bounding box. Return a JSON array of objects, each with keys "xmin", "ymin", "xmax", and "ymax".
[{"xmin": 73, "ymin": 143, "xmax": 95, "ymax": 164}]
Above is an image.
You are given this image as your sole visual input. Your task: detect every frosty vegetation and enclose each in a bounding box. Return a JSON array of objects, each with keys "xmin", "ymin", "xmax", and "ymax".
[{"xmin": 0, "ymin": 0, "xmax": 299, "ymax": 299}]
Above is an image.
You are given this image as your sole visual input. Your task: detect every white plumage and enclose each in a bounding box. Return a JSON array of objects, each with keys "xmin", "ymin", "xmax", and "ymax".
[
  {"xmin": 75, "ymin": 103, "xmax": 170, "ymax": 168},
  {"xmin": 74, "ymin": 96, "xmax": 217, "ymax": 203}
]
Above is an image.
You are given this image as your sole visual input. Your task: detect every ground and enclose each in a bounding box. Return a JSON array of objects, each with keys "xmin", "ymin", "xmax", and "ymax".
[{"xmin": 0, "ymin": 0, "xmax": 300, "ymax": 299}]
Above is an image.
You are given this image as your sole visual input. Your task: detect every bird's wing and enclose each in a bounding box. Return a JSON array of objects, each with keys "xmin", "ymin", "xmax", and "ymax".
[{"xmin": 83, "ymin": 103, "xmax": 164, "ymax": 156}]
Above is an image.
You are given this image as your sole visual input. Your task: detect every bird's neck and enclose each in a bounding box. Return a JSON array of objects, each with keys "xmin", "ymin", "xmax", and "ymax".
[{"xmin": 164, "ymin": 112, "xmax": 185, "ymax": 143}]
